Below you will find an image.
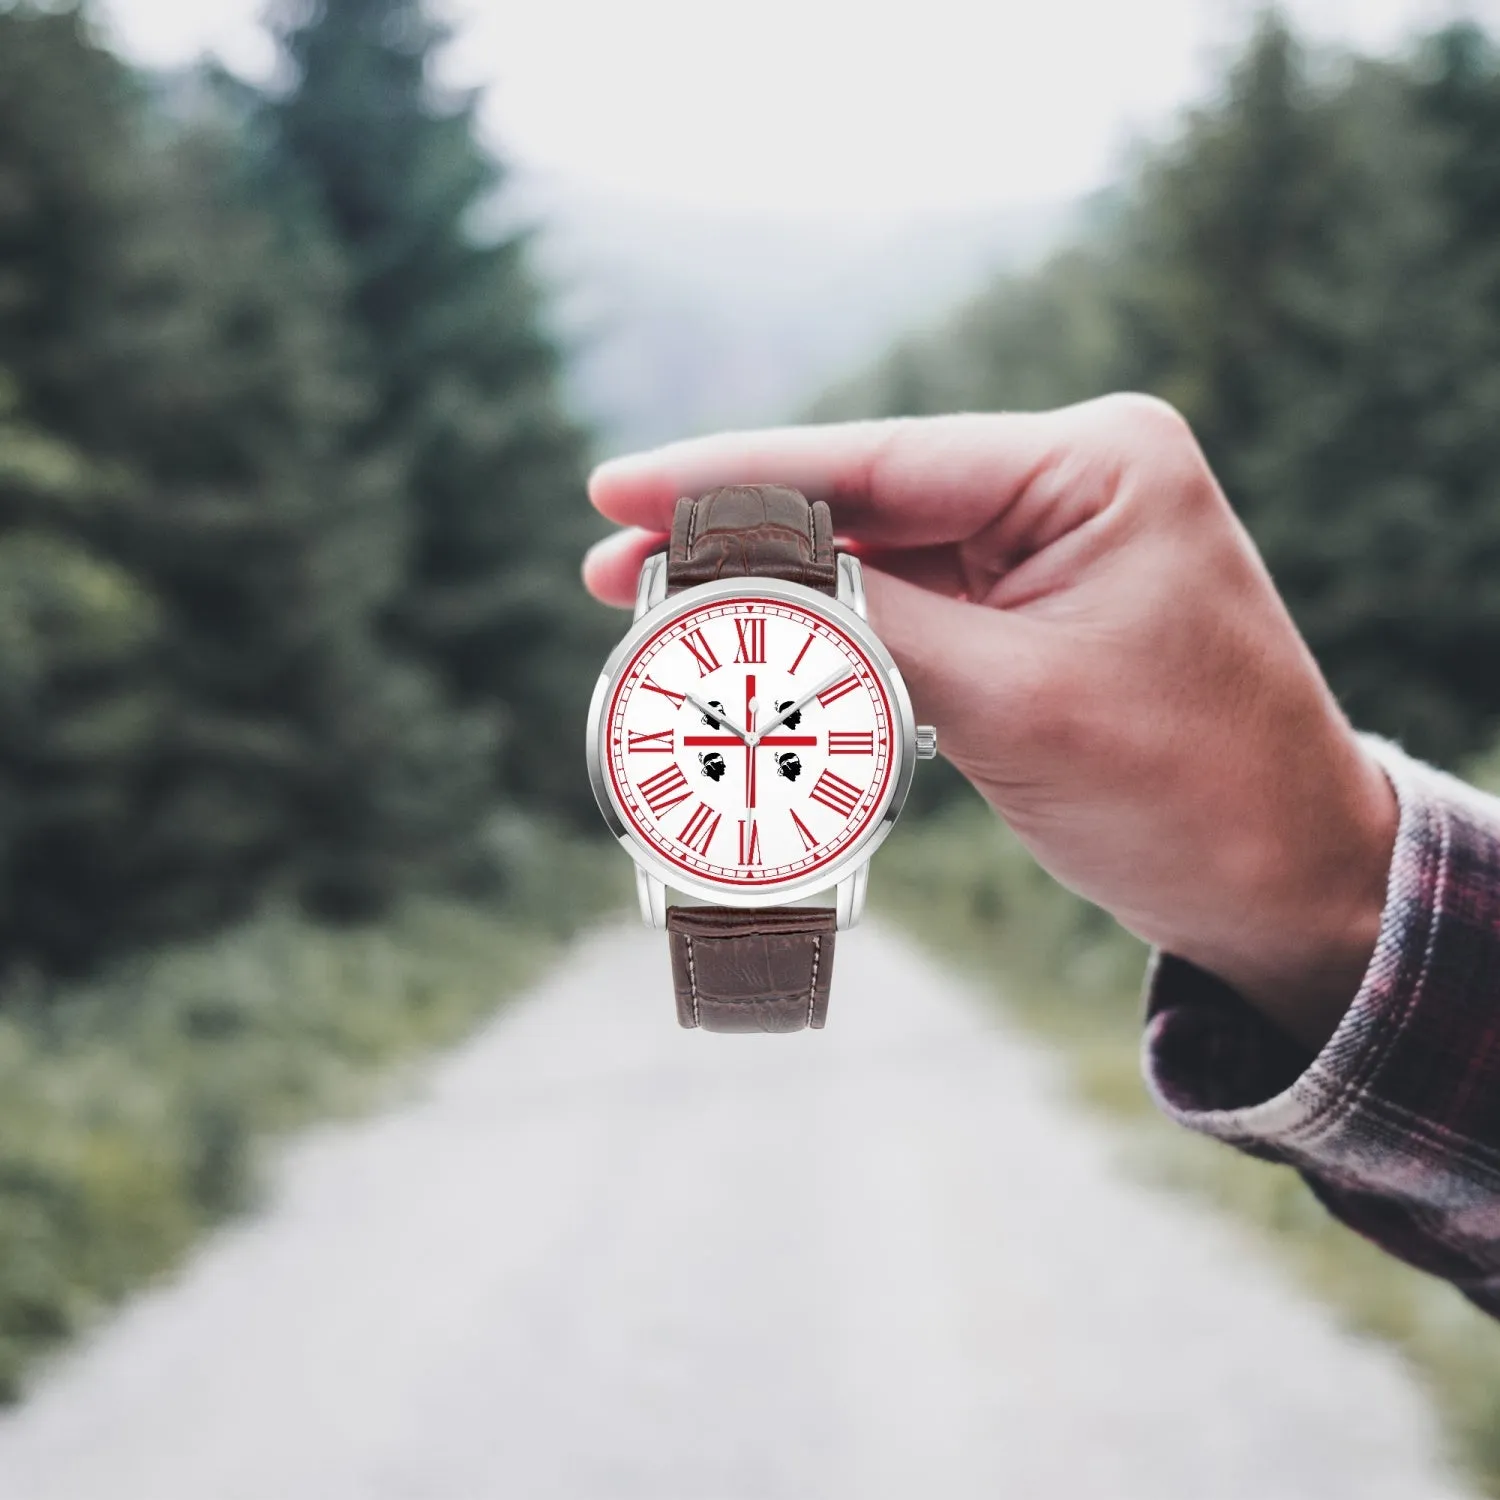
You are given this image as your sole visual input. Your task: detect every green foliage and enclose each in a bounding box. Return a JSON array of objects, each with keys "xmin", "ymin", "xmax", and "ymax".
[
  {"xmin": 876, "ymin": 808, "xmax": 1500, "ymax": 1495},
  {"xmin": 263, "ymin": 0, "xmax": 613, "ymax": 821},
  {"xmin": 0, "ymin": 827, "xmax": 627, "ymax": 1401},
  {"xmin": 0, "ymin": 3, "xmax": 637, "ymax": 1389},
  {"xmin": 0, "ymin": 376, "xmax": 167, "ymax": 972},
  {"xmin": 0, "ymin": 0, "xmax": 618, "ymax": 979},
  {"xmin": 819, "ymin": 15, "xmax": 1500, "ymax": 770},
  {"xmin": 1118, "ymin": 22, "xmax": 1500, "ymax": 767},
  {"xmin": 877, "ymin": 797, "xmax": 1149, "ymax": 1103}
]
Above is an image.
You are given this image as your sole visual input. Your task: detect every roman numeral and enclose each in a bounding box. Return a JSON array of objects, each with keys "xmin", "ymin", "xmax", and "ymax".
[
  {"xmin": 827, "ymin": 731, "xmax": 875, "ymax": 755},
  {"xmin": 681, "ymin": 628, "xmax": 721, "ymax": 677},
  {"xmin": 679, "ymin": 802, "xmax": 721, "ymax": 856},
  {"xmin": 637, "ymin": 763, "xmax": 691, "ymax": 818},
  {"xmin": 738, "ymin": 819, "xmax": 761, "ymax": 865},
  {"xmin": 734, "ymin": 618, "xmax": 766, "ymax": 664},
  {"xmin": 809, "ymin": 769, "xmax": 862, "ymax": 819},
  {"xmin": 789, "ymin": 632, "xmax": 814, "ymax": 674},
  {"xmin": 640, "ymin": 675, "xmax": 686, "ymax": 709},
  {"xmin": 790, "ymin": 808, "xmax": 818, "ymax": 852},
  {"xmin": 627, "ymin": 728, "xmax": 675, "ymax": 754},
  {"xmin": 816, "ymin": 674, "xmax": 860, "ymax": 708}
]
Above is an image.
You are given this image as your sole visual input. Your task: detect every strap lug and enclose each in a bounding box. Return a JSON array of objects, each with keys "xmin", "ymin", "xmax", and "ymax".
[
  {"xmin": 835, "ymin": 863, "xmax": 868, "ymax": 930},
  {"xmin": 636, "ymin": 866, "xmax": 667, "ymax": 929},
  {"xmin": 633, "ymin": 552, "xmax": 667, "ymax": 621},
  {"xmin": 836, "ymin": 553, "xmax": 867, "ymax": 619}
]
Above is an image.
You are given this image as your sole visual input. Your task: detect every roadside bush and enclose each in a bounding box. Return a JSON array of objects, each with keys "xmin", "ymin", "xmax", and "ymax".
[{"xmin": 0, "ymin": 828, "xmax": 627, "ymax": 1400}]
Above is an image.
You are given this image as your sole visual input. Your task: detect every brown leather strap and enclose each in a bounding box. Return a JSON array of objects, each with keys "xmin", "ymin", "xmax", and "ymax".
[
  {"xmin": 666, "ymin": 484, "xmax": 837, "ymax": 596},
  {"xmin": 662, "ymin": 485, "xmax": 839, "ymax": 1033},
  {"xmin": 667, "ymin": 905, "xmax": 836, "ymax": 1032}
]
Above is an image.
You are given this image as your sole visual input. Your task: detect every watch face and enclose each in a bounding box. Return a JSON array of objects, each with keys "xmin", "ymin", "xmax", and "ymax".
[{"xmin": 590, "ymin": 580, "xmax": 911, "ymax": 900}]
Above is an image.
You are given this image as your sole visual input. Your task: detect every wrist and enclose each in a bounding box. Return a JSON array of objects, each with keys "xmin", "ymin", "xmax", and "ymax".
[{"xmin": 1171, "ymin": 738, "xmax": 1398, "ymax": 1052}]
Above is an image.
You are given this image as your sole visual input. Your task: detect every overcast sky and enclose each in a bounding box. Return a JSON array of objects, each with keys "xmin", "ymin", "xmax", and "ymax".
[{"xmin": 101, "ymin": 0, "xmax": 1499, "ymax": 222}]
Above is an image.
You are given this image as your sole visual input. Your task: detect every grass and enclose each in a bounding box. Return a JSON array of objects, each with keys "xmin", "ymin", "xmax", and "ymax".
[
  {"xmin": 0, "ymin": 826, "xmax": 629, "ymax": 1401},
  {"xmin": 875, "ymin": 801, "xmax": 1500, "ymax": 1496}
]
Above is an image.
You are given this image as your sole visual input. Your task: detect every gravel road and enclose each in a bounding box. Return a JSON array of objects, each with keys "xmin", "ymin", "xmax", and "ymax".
[{"xmin": 0, "ymin": 922, "xmax": 1470, "ymax": 1500}]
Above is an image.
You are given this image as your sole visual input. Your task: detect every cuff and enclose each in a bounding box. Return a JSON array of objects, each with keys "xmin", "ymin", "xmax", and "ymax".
[{"xmin": 1142, "ymin": 737, "xmax": 1500, "ymax": 1205}]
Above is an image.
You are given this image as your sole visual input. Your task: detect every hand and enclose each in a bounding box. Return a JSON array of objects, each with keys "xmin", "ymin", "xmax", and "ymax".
[
  {"xmin": 750, "ymin": 668, "xmax": 846, "ymax": 743},
  {"xmin": 584, "ymin": 396, "xmax": 1398, "ymax": 1051}
]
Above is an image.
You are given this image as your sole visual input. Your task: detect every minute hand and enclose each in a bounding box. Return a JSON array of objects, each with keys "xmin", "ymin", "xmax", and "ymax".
[{"xmin": 750, "ymin": 669, "xmax": 849, "ymax": 745}]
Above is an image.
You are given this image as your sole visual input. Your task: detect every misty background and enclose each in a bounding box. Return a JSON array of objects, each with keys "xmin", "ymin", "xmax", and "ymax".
[{"xmin": 3, "ymin": 0, "xmax": 1500, "ymax": 1491}]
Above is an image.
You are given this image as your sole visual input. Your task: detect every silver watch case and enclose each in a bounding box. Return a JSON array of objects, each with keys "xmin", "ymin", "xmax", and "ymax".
[{"xmin": 585, "ymin": 557, "xmax": 916, "ymax": 923}]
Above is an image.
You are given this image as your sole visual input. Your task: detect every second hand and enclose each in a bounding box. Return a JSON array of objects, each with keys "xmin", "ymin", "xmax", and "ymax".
[{"xmin": 745, "ymin": 674, "xmax": 756, "ymax": 809}]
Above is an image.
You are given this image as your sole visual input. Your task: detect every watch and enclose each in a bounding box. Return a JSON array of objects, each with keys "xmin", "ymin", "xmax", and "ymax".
[{"xmin": 586, "ymin": 484, "xmax": 937, "ymax": 1033}]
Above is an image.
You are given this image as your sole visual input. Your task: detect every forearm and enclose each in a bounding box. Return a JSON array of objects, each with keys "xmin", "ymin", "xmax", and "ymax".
[
  {"xmin": 584, "ymin": 403, "xmax": 1500, "ymax": 1311},
  {"xmin": 1143, "ymin": 726, "xmax": 1398, "ymax": 1054},
  {"xmin": 1144, "ymin": 739, "xmax": 1500, "ymax": 1318}
]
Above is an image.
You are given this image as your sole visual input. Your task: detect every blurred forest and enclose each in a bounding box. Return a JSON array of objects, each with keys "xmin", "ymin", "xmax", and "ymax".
[
  {"xmin": 0, "ymin": 0, "xmax": 615, "ymax": 984},
  {"xmin": 3, "ymin": 0, "xmax": 1500, "ymax": 1434},
  {"xmin": 8, "ymin": 3, "xmax": 1498, "ymax": 989},
  {"xmin": 0, "ymin": 0, "xmax": 612, "ymax": 983},
  {"xmin": 819, "ymin": 15, "xmax": 1500, "ymax": 776},
  {"xmin": 0, "ymin": 0, "xmax": 627, "ymax": 1394}
]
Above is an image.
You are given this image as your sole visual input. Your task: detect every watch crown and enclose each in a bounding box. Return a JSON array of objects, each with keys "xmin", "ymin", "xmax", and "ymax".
[{"xmin": 915, "ymin": 725, "xmax": 938, "ymax": 760}]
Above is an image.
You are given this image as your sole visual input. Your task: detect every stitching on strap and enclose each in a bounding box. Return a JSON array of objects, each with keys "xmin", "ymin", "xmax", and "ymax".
[
  {"xmin": 807, "ymin": 935, "xmax": 821, "ymax": 1028},
  {"xmin": 685, "ymin": 932, "xmax": 700, "ymax": 1027}
]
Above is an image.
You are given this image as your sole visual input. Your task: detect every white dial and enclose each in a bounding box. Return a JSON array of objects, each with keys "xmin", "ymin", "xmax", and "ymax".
[{"xmin": 601, "ymin": 591, "xmax": 897, "ymax": 890}]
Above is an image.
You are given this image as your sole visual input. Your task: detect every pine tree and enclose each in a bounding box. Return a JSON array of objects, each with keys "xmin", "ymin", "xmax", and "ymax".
[
  {"xmin": 264, "ymin": 0, "xmax": 611, "ymax": 821},
  {"xmin": 1117, "ymin": 19, "xmax": 1500, "ymax": 763},
  {"xmin": 0, "ymin": 373, "xmax": 166, "ymax": 972},
  {"xmin": 0, "ymin": 4, "xmax": 493, "ymax": 970}
]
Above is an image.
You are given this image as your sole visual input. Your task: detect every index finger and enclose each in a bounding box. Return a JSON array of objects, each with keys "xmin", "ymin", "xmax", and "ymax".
[{"xmin": 587, "ymin": 411, "xmax": 1066, "ymax": 548}]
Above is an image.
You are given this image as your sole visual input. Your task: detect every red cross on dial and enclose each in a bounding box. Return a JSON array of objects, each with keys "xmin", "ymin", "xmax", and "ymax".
[{"xmin": 606, "ymin": 595, "xmax": 895, "ymax": 888}]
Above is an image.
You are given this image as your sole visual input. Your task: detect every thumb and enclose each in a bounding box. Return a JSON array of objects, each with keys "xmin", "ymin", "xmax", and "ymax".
[{"xmin": 863, "ymin": 566, "xmax": 1046, "ymax": 773}]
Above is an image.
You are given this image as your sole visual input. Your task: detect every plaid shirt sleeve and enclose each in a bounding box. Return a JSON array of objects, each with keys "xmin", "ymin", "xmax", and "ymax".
[{"xmin": 1142, "ymin": 738, "xmax": 1500, "ymax": 1319}]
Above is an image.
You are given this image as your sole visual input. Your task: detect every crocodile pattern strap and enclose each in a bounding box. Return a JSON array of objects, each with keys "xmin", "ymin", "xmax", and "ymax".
[
  {"xmin": 666, "ymin": 484, "xmax": 837, "ymax": 596},
  {"xmin": 661, "ymin": 485, "xmax": 839, "ymax": 1032},
  {"xmin": 667, "ymin": 905, "xmax": 836, "ymax": 1032}
]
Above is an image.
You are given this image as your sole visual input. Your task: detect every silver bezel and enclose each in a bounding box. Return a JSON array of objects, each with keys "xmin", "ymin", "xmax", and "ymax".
[{"xmin": 586, "ymin": 574, "xmax": 917, "ymax": 909}]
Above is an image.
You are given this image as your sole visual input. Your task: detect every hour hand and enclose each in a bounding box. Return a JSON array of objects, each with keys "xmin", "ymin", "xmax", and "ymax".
[{"xmin": 685, "ymin": 692, "xmax": 751, "ymax": 744}]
